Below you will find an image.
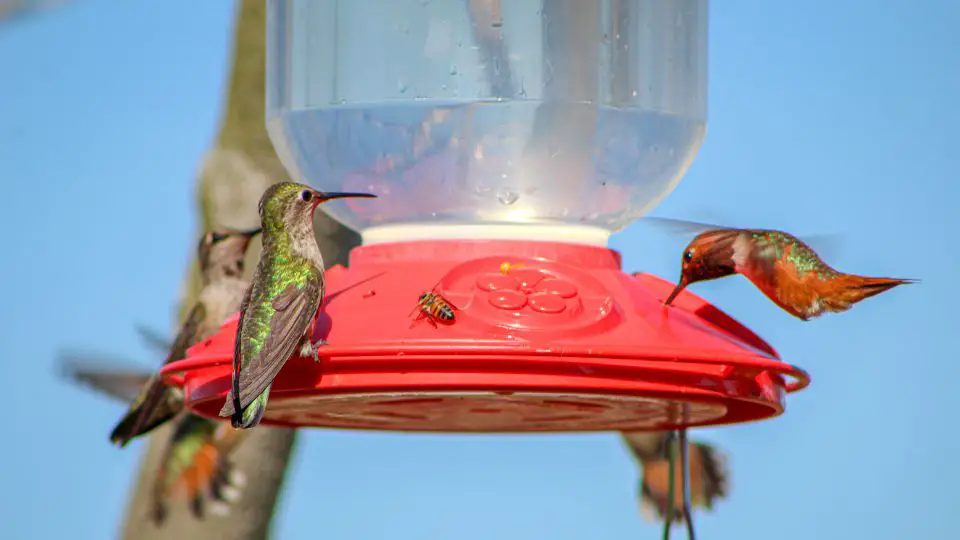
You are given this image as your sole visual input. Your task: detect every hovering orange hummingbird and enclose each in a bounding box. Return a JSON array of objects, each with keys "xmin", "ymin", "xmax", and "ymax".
[
  {"xmin": 621, "ymin": 432, "xmax": 729, "ymax": 523},
  {"xmin": 58, "ymin": 355, "xmax": 248, "ymax": 524},
  {"xmin": 647, "ymin": 219, "xmax": 916, "ymax": 320}
]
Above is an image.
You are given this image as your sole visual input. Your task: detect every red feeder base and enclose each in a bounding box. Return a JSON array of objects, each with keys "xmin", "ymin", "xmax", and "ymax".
[{"xmin": 160, "ymin": 239, "xmax": 809, "ymax": 432}]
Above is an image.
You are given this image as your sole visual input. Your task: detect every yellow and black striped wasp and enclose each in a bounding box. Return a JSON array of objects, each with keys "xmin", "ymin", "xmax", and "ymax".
[{"xmin": 409, "ymin": 281, "xmax": 458, "ymax": 327}]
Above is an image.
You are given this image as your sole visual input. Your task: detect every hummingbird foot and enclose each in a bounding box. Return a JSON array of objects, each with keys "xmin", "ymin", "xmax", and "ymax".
[{"xmin": 299, "ymin": 338, "xmax": 328, "ymax": 363}]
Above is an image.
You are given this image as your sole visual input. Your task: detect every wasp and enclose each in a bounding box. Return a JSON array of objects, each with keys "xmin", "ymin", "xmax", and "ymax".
[
  {"xmin": 499, "ymin": 262, "xmax": 525, "ymax": 275},
  {"xmin": 410, "ymin": 283, "xmax": 458, "ymax": 327}
]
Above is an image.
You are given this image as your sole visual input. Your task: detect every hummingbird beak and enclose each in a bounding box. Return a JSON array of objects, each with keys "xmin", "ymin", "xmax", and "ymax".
[
  {"xmin": 317, "ymin": 191, "xmax": 378, "ymax": 203},
  {"xmin": 239, "ymin": 228, "xmax": 263, "ymax": 239},
  {"xmin": 663, "ymin": 276, "xmax": 688, "ymax": 306}
]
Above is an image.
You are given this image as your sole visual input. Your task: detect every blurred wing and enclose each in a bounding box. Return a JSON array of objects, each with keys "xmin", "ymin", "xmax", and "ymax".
[
  {"xmin": 162, "ymin": 302, "xmax": 207, "ymax": 365},
  {"xmin": 641, "ymin": 216, "xmax": 729, "ymax": 238},
  {"xmin": 57, "ymin": 355, "xmax": 152, "ymax": 403},
  {"xmin": 621, "ymin": 431, "xmax": 669, "ymax": 461},
  {"xmin": 234, "ymin": 280, "xmax": 320, "ymax": 411},
  {"xmin": 108, "ymin": 304, "xmax": 207, "ymax": 445},
  {"xmin": 632, "ymin": 436, "xmax": 732, "ymax": 522},
  {"xmin": 693, "ymin": 442, "xmax": 730, "ymax": 508},
  {"xmin": 0, "ymin": 0, "xmax": 74, "ymax": 25},
  {"xmin": 644, "ymin": 217, "xmax": 843, "ymax": 261},
  {"xmin": 135, "ymin": 323, "xmax": 172, "ymax": 354}
]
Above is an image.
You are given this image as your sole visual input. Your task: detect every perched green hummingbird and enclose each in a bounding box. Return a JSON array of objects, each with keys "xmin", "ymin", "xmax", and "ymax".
[
  {"xmin": 621, "ymin": 431, "xmax": 729, "ymax": 523},
  {"xmin": 218, "ymin": 182, "xmax": 377, "ymax": 429},
  {"xmin": 59, "ymin": 356, "xmax": 249, "ymax": 524},
  {"xmin": 109, "ymin": 227, "xmax": 261, "ymax": 445}
]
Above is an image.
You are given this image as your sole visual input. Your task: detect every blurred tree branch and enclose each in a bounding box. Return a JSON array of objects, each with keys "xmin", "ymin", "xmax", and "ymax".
[{"xmin": 119, "ymin": 1, "xmax": 359, "ymax": 538}]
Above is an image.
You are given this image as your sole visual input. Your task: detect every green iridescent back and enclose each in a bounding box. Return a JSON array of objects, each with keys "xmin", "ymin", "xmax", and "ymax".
[{"xmin": 749, "ymin": 230, "xmax": 839, "ymax": 281}]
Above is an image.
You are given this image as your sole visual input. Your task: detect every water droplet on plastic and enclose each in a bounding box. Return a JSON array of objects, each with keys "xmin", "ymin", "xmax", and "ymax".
[
  {"xmin": 397, "ymin": 78, "xmax": 409, "ymax": 93},
  {"xmin": 497, "ymin": 188, "xmax": 519, "ymax": 205},
  {"xmin": 449, "ymin": 64, "xmax": 458, "ymax": 75},
  {"xmin": 440, "ymin": 84, "xmax": 447, "ymax": 90},
  {"xmin": 631, "ymin": 89, "xmax": 638, "ymax": 97}
]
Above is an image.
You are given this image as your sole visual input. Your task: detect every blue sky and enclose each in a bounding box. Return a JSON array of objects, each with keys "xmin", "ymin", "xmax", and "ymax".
[{"xmin": 1, "ymin": 0, "xmax": 958, "ymax": 538}]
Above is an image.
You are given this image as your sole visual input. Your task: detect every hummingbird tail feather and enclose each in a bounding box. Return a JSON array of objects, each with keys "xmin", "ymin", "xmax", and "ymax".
[
  {"xmin": 109, "ymin": 395, "xmax": 179, "ymax": 447},
  {"xmin": 824, "ymin": 275, "xmax": 917, "ymax": 313},
  {"xmin": 235, "ymin": 387, "xmax": 271, "ymax": 429}
]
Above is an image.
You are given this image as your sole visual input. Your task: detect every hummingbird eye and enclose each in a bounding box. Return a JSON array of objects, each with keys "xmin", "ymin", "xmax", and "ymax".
[
  {"xmin": 683, "ymin": 250, "xmax": 694, "ymax": 262},
  {"xmin": 299, "ymin": 190, "xmax": 314, "ymax": 202}
]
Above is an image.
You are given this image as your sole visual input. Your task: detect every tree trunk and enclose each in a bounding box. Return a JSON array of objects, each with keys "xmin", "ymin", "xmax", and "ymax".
[{"xmin": 119, "ymin": 1, "xmax": 360, "ymax": 538}]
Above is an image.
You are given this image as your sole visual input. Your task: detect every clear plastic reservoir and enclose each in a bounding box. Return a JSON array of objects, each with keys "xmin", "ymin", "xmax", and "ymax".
[{"xmin": 266, "ymin": 0, "xmax": 708, "ymax": 245}]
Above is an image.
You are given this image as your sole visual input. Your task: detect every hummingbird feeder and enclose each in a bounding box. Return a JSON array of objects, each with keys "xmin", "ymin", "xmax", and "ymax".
[{"xmin": 161, "ymin": 0, "xmax": 809, "ymax": 434}]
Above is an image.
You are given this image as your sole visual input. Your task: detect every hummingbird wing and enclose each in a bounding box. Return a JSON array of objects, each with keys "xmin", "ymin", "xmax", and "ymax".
[
  {"xmin": 622, "ymin": 432, "xmax": 731, "ymax": 523},
  {"xmin": 223, "ymin": 279, "xmax": 321, "ymax": 415},
  {"xmin": 135, "ymin": 324, "xmax": 172, "ymax": 354},
  {"xmin": 57, "ymin": 355, "xmax": 153, "ymax": 403},
  {"xmin": 621, "ymin": 431, "xmax": 668, "ymax": 461},
  {"xmin": 110, "ymin": 302, "xmax": 209, "ymax": 446},
  {"xmin": 642, "ymin": 216, "xmax": 727, "ymax": 237},
  {"xmin": 645, "ymin": 218, "xmax": 842, "ymax": 261}
]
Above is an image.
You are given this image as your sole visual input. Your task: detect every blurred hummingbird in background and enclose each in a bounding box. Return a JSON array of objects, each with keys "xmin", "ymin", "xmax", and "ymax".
[
  {"xmin": 219, "ymin": 182, "xmax": 377, "ymax": 429},
  {"xmin": 621, "ymin": 431, "xmax": 729, "ymax": 523},
  {"xmin": 59, "ymin": 353, "xmax": 249, "ymax": 524},
  {"xmin": 647, "ymin": 219, "xmax": 916, "ymax": 320},
  {"xmin": 109, "ymin": 228, "xmax": 261, "ymax": 444}
]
